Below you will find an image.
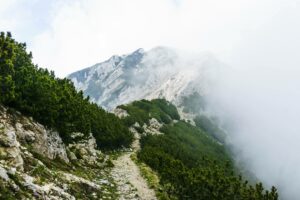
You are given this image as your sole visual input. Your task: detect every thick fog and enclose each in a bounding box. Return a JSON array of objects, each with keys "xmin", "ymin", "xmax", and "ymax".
[
  {"xmin": 198, "ymin": 4, "xmax": 300, "ymax": 199},
  {"xmin": 201, "ymin": 67, "xmax": 300, "ymax": 199}
]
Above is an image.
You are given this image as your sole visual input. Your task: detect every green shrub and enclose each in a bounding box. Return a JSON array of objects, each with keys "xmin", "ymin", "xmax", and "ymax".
[{"xmin": 119, "ymin": 99, "xmax": 180, "ymax": 127}]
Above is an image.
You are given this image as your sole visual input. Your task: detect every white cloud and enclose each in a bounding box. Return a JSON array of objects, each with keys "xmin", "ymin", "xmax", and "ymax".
[{"xmin": 1, "ymin": 0, "xmax": 291, "ymax": 77}]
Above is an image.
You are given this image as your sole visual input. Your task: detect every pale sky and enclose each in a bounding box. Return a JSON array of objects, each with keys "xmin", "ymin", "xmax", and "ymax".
[{"xmin": 0, "ymin": 0, "xmax": 299, "ymax": 77}]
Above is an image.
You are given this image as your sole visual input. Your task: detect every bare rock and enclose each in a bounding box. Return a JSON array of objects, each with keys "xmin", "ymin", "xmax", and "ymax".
[
  {"xmin": 142, "ymin": 118, "xmax": 163, "ymax": 135},
  {"xmin": 67, "ymin": 132, "xmax": 103, "ymax": 166},
  {"xmin": 0, "ymin": 122, "xmax": 24, "ymax": 170},
  {"xmin": 113, "ymin": 108, "xmax": 129, "ymax": 118},
  {"xmin": 0, "ymin": 166, "xmax": 9, "ymax": 181}
]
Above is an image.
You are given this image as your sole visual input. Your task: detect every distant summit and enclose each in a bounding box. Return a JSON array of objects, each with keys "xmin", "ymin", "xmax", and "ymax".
[{"xmin": 68, "ymin": 47, "xmax": 221, "ymax": 110}]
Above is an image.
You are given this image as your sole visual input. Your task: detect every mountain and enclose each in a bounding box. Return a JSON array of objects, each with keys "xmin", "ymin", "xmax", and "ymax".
[
  {"xmin": 0, "ymin": 33, "xmax": 279, "ymax": 200},
  {"xmin": 68, "ymin": 47, "xmax": 221, "ymax": 110}
]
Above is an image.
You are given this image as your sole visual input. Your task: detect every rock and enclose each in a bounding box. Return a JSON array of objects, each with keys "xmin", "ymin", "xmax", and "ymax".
[
  {"xmin": 6, "ymin": 147, "xmax": 23, "ymax": 170},
  {"xmin": 7, "ymin": 167, "xmax": 16, "ymax": 175},
  {"xmin": 62, "ymin": 183, "xmax": 68, "ymax": 191},
  {"xmin": 113, "ymin": 108, "xmax": 129, "ymax": 118},
  {"xmin": 0, "ymin": 147, "xmax": 8, "ymax": 158},
  {"xmin": 0, "ymin": 127, "xmax": 19, "ymax": 147},
  {"xmin": 0, "ymin": 166, "xmax": 9, "ymax": 181},
  {"xmin": 133, "ymin": 122, "xmax": 140, "ymax": 128},
  {"xmin": 70, "ymin": 132, "xmax": 85, "ymax": 140},
  {"xmin": 142, "ymin": 118, "xmax": 163, "ymax": 135},
  {"xmin": 0, "ymin": 105, "xmax": 71, "ymax": 172},
  {"xmin": 67, "ymin": 132, "xmax": 103, "ymax": 166},
  {"xmin": 79, "ymin": 148, "xmax": 88, "ymax": 157},
  {"xmin": 0, "ymin": 122, "xmax": 24, "ymax": 170},
  {"xmin": 99, "ymin": 179, "xmax": 109, "ymax": 185},
  {"xmin": 29, "ymin": 128, "xmax": 69, "ymax": 163},
  {"xmin": 68, "ymin": 150, "xmax": 77, "ymax": 161},
  {"xmin": 3, "ymin": 109, "xmax": 70, "ymax": 163},
  {"xmin": 15, "ymin": 122, "xmax": 36, "ymax": 143},
  {"xmin": 25, "ymin": 132, "xmax": 36, "ymax": 143},
  {"xmin": 62, "ymin": 172, "xmax": 101, "ymax": 190}
]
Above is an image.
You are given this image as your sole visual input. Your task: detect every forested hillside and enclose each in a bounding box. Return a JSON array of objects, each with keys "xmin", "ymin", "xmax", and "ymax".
[
  {"xmin": 120, "ymin": 99, "xmax": 279, "ymax": 200},
  {"xmin": 0, "ymin": 32, "xmax": 279, "ymax": 199},
  {"xmin": 0, "ymin": 32, "xmax": 133, "ymax": 149}
]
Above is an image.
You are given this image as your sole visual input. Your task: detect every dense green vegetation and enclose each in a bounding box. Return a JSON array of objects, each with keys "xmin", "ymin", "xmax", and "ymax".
[
  {"xmin": 139, "ymin": 124, "xmax": 278, "ymax": 200},
  {"xmin": 0, "ymin": 32, "xmax": 133, "ymax": 149},
  {"xmin": 194, "ymin": 115, "xmax": 226, "ymax": 143},
  {"xmin": 121, "ymin": 100, "xmax": 279, "ymax": 199},
  {"xmin": 118, "ymin": 99, "xmax": 180, "ymax": 126}
]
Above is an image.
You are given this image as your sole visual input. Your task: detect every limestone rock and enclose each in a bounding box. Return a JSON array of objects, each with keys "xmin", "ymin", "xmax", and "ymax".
[
  {"xmin": 0, "ymin": 166, "xmax": 9, "ymax": 181},
  {"xmin": 0, "ymin": 105, "xmax": 69, "ymax": 171},
  {"xmin": 67, "ymin": 132, "xmax": 103, "ymax": 166},
  {"xmin": 113, "ymin": 108, "xmax": 129, "ymax": 118},
  {"xmin": 0, "ymin": 105, "xmax": 114, "ymax": 199},
  {"xmin": 142, "ymin": 118, "xmax": 163, "ymax": 135}
]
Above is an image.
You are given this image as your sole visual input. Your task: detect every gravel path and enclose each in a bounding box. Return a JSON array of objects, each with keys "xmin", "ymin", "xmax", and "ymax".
[{"xmin": 111, "ymin": 131, "xmax": 157, "ymax": 200}]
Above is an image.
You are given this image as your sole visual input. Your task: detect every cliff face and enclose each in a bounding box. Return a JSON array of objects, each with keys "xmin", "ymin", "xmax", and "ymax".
[
  {"xmin": 68, "ymin": 47, "xmax": 220, "ymax": 110},
  {"xmin": 0, "ymin": 106, "xmax": 69, "ymax": 170},
  {"xmin": 0, "ymin": 106, "xmax": 117, "ymax": 199}
]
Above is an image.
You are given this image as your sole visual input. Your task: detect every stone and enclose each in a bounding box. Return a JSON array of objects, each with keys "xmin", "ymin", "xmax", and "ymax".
[
  {"xmin": 113, "ymin": 108, "xmax": 129, "ymax": 118},
  {"xmin": 0, "ymin": 166, "xmax": 9, "ymax": 181},
  {"xmin": 6, "ymin": 147, "xmax": 24, "ymax": 171},
  {"xmin": 68, "ymin": 151, "xmax": 77, "ymax": 161},
  {"xmin": 0, "ymin": 127, "xmax": 19, "ymax": 147},
  {"xmin": 142, "ymin": 118, "xmax": 164, "ymax": 135},
  {"xmin": 79, "ymin": 148, "xmax": 88, "ymax": 157},
  {"xmin": 7, "ymin": 167, "xmax": 16, "ymax": 175}
]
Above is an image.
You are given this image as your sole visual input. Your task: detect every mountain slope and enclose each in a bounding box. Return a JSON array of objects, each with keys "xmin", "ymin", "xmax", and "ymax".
[
  {"xmin": 117, "ymin": 99, "xmax": 279, "ymax": 200},
  {"xmin": 68, "ymin": 47, "xmax": 220, "ymax": 110}
]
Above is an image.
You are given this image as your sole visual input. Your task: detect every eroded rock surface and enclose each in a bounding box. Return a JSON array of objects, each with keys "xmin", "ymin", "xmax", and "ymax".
[{"xmin": 0, "ymin": 106, "xmax": 117, "ymax": 199}]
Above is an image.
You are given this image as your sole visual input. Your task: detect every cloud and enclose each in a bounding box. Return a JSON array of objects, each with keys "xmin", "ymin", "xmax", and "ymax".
[
  {"xmin": 1, "ymin": 0, "xmax": 289, "ymax": 77},
  {"xmin": 204, "ymin": 67, "xmax": 300, "ymax": 200},
  {"xmin": 201, "ymin": 3, "xmax": 300, "ymax": 198}
]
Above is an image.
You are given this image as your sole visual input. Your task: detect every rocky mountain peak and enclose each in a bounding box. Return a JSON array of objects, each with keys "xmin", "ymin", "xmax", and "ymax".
[{"xmin": 67, "ymin": 47, "xmax": 217, "ymax": 110}]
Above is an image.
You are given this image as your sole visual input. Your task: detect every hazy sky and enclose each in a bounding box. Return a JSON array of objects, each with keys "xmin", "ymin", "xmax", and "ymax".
[{"xmin": 1, "ymin": 0, "xmax": 299, "ymax": 77}]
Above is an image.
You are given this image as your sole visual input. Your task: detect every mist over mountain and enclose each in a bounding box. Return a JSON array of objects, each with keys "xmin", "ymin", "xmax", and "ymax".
[
  {"xmin": 68, "ymin": 46, "xmax": 300, "ymax": 200},
  {"xmin": 68, "ymin": 47, "xmax": 222, "ymax": 111}
]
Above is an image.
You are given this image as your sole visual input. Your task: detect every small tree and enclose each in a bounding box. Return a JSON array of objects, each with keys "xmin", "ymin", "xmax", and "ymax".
[{"xmin": 0, "ymin": 32, "xmax": 16, "ymax": 104}]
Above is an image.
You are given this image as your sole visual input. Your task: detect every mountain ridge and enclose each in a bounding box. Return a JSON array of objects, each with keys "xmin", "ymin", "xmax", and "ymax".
[{"xmin": 68, "ymin": 46, "xmax": 215, "ymax": 110}]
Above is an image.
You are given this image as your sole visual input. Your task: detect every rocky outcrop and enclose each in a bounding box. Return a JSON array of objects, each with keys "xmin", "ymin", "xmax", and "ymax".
[
  {"xmin": 113, "ymin": 108, "xmax": 129, "ymax": 119},
  {"xmin": 142, "ymin": 118, "xmax": 163, "ymax": 135},
  {"xmin": 0, "ymin": 107, "xmax": 24, "ymax": 171},
  {"xmin": 0, "ymin": 105, "xmax": 117, "ymax": 199},
  {"xmin": 67, "ymin": 132, "xmax": 105, "ymax": 167},
  {"xmin": 0, "ymin": 106, "xmax": 69, "ymax": 171}
]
